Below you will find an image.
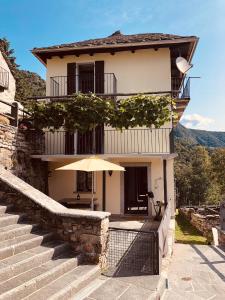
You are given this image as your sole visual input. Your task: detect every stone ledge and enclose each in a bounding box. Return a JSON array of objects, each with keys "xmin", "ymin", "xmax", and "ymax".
[{"xmin": 0, "ymin": 166, "xmax": 110, "ymax": 220}]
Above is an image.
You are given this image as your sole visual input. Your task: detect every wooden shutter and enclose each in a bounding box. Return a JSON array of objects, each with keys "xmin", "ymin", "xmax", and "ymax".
[
  {"xmin": 65, "ymin": 132, "xmax": 74, "ymax": 155},
  {"xmin": 95, "ymin": 61, "xmax": 104, "ymax": 93},
  {"xmin": 67, "ymin": 63, "xmax": 76, "ymax": 95}
]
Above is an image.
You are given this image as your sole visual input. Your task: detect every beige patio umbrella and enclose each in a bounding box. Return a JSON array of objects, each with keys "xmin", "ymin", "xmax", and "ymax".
[{"xmin": 56, "ymin": 156, "xmax": 125, "ymax": 210}]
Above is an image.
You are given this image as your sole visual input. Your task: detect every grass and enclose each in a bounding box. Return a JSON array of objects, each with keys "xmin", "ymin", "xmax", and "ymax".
[{"xmin": 175, "ymin": 211, "xmax": 207, "ymax": 245}]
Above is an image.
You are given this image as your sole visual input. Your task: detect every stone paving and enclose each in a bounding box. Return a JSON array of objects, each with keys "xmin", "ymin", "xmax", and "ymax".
[
  {"xmin": 73, "ymin": 220, "xmax": 162, "ymax": 300},
  {"xmin": 73, "ymin": 273, "xmax": 161, "ymax": 300},
  {"xmin": 163, "ymin": 243, "xmax": 225, "ymax": 300}
]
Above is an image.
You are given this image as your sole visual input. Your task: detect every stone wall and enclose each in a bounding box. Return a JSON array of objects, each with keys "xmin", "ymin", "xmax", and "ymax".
[
  {"xmin": 179, "ymin": 207, "xmax": 220, "ymax": 243},
  {"xmin": 218, "ymin": 228, "xmax": 225, "ymax": 246},
  {"xmin": 0, "ymin": 167, "xmax": 110, "ymax": 268},
  {"xmin": 0, "ymin": 123, "xmax": 46, "ymax": 192}
]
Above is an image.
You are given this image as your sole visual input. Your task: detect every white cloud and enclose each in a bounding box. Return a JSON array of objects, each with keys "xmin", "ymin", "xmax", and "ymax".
[{"xmin": 180, "ymin": 114, "xmax": 215, "ymax": 130}]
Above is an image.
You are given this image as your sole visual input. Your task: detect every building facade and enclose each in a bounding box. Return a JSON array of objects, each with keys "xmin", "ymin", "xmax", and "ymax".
[
  {"xmin": 31, "ymin": 31, "xmax": 198, "ymax": 216},
  {"xmin": 0, "ymin": 50, "xmax": 16, "ymax": 113}
]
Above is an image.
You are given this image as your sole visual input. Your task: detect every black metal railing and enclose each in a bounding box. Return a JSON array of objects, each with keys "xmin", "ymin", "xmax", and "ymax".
[
  {"xmin": 50, "ymin": 73, "xmax": 117, "ymax": 96},
  {"xmin": 105, "ymin": 203, "xmax": 171, "ymax": 276},
  {"xmin": 0, "ymin": 66, "xmax": 9, "ymax": 90},
  {"xmin": 106, "ymin": 227, "xmax": 159, "ymax": 276},
  {"xmin": 41, "ymin": 128, "xmax": 173, "ymax": 155},
  {"xmin": 171, "ymin": 77, "xmax": 190, "ymax": 99}
]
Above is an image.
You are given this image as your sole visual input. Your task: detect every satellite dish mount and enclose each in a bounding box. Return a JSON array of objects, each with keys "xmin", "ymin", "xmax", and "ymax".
[{"xmin": 176, "ymin": 56, "xmax": 193, "ymax": 74}]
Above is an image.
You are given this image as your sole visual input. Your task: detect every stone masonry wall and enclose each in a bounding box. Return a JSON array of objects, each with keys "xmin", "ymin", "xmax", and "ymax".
[
  {"xmin": 218, "ymin": 228, "xmax": 225, "ymax": 246},
  {"xmin": 0, "ymin": 123, "xmax": 46, "ymax": 192},
  {"xmin": 0, "ymin": 168, "xmax": 110, "ymax": 268},
  {"xmin": 179, "ymin": 207, "xmax": 220, "ymax": 243}
]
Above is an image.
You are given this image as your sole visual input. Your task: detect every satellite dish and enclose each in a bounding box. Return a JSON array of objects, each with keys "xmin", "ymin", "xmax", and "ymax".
[{"xmin": 176, "ymin": 56, "xmax": 193, "ymax": 74}]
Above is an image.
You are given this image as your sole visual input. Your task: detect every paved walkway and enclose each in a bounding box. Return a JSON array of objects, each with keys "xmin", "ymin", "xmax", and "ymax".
[
  {"xmin": 73, "ymin": 273, "xmax": 161, "ymax": 300},
  {"xmin": 163, "ymin": 244, "xmax": 225, "ymax": 300}
]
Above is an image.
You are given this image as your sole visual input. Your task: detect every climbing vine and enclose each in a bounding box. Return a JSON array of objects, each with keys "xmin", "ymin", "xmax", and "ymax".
[{"xmin": 27, "ymin": 93, "xmax": 176, "ymax": 132}]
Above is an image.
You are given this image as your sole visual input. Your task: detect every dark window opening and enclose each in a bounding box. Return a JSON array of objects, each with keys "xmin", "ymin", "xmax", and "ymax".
[
  {"xmin": 77, "ymin": 171, "xmax": 92, "ymax": 192},
  {"xmin": 78, "ymin": 63, "xmax": 94, "ymax": 93}
]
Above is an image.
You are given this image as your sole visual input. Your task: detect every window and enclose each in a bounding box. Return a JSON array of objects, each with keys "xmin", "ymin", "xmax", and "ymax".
[{"xmin": 77, "ymin": 171, "xmax": 92, "ymax": 192}]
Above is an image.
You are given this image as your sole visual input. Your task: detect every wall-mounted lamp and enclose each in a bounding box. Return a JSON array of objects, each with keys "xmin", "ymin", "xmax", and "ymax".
[{"xmin": 108, "ymin": 170, "xmax": 113, "ymax": 177}]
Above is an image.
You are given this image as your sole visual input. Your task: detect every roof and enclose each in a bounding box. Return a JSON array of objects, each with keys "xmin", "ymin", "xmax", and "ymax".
[
  {"xmin": 33, "ymin": 31, "xmax": 197, "ymax": 51},
  {"xmin": 32, "ymin": 31, "xmax": 199, "ymax": 65}
]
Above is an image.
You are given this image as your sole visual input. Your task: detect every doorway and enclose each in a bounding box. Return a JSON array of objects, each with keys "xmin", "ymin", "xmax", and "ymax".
[
  {"xmin": 124, "ymin": 166, "xmax": 148, "ymax": 215},
  {"xmin": 78, "ymin": 63, "xmax": 94, "ymax": 93}
]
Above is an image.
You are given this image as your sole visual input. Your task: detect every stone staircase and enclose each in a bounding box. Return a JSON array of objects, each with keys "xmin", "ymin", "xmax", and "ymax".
[{"xmin": 0, "ymin": 202, "xmax": 100, "ymax": 299}]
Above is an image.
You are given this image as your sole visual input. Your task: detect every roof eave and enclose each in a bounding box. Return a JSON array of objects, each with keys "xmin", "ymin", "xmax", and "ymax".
[
  {"xmin": 32, "ymin": 36, "xmax": 199, "ymax": 67},
  {"xmin": 32, "ymin": 36, "xmax": 198, "ymax": 54}
]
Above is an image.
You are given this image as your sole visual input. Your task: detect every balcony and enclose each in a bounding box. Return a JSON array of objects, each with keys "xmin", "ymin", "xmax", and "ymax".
[
  {"xmin": 171, "ymin": 77, "xmax": 190, "ymax": 99},
  {"xmin": 0, "ymin": 66, "xmax": 9, "ymax": 91},
  {"xmin": 50, "ymin": 73, "xmax": 117, "ymax": 96},
  {"xmin": 36, "ymin": 128, "xmax": 174, "ymax": 156}
]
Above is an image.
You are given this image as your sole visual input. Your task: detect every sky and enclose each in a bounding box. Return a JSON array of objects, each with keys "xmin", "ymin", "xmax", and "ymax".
[{"xmin": 0, "ymin": 0, "xmax": 225, "ymax": 131}]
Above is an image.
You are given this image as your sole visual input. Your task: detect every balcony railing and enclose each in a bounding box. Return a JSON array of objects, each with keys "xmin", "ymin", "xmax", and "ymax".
[
  {"xmin": 0, "ymin": 66, "xmax": 9, "ymax": 90},
  {"xmin": 48, "ymin": 75, "xmax": 191, "ymax": 99},
  {"xmin": 171, "ymin": 77, "xmax": 190, "ymax": 99},
  {"xmin": 50, "ymin": 73, "xmax": 117, "ymax": 96},
  {"xmin": 36, "ymin": 128, "xmax": 173, "ymax": 156}
]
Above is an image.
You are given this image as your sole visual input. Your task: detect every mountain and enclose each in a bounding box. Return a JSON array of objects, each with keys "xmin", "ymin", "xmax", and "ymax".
[
  {"xmin": 174, "ymin": 123, "xmax": 225, "ymax": 148},
  {"xmin": 15, "ymin": 69, "xmax": 45, "ymax": 104}
]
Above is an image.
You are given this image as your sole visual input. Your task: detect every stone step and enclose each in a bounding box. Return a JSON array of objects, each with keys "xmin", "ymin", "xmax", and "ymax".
[
  {"xmin": 0, "ymin": 240, "xmax": 70, "ymax": 283},
  {"xmin": 0, "ymin": 213, "xmax": 27, "ymax": 227},
  {"xmin": 24, "ymin": 264, "xmax": 100, "ymax": 300},
  {"xmin": 0, "ymin": 231, "xmax": 55, "ymax": 260},
  {"xmin": 0, "ymin": 252, "xmax": 79, "ymax": 300},
  {"xmin": 0, "ymin": 223, "xmax": 40, "ymax": 242},
  {"xmin": 0, "ymin": 204, "xmax": 13, "ymax": 214}
]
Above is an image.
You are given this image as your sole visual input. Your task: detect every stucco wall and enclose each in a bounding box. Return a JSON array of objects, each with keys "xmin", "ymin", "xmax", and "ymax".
[
  {"xmin": 0, "ymin": 51, "xmax": 16, "ymax": 113},
  {"xmin": 48, "ymin": 161, "xmax": 103, "ymax": 209},
  {"xmin": 45, "ymin": 48, "xmax": 171, "ymax": 95},
  {"xmin": 47, "ymin": 157, "xmax": 168, "ymax": 215},
  {"xmin": 167, "ymin": 158, "xmax": 175, "ymax": 216}
]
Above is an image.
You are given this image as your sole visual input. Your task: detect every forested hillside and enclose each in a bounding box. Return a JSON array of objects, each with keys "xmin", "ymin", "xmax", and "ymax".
[
  {"xmin": 174, "ymin": 123, "xmax": 225, "ymax": 148},
  {"xmin": 175, "ymin": 138, "xmax": 225, "ymax": 207}
]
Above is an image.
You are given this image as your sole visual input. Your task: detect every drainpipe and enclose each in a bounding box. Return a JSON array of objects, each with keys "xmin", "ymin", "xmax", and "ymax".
[
  {"xmin": 102, "ymin": 171, "xmax": 106, "ymax": 211},
  {"xmin": 163, "ymin": 159, "xmax": 168, "ymax": 206}
]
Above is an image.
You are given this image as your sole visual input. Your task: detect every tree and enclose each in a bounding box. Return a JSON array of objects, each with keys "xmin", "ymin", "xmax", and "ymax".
[
  {"xmin": 0, "ymin": 37, "xmax": 45, "ymax": 104},
  {"xmin": 211, "ymin": 148, "xmax": 225, "ymax": 196},
  {"xmin": 189, "ymin": 146, "xmax": 212, "ymax": 206},
  {"xmin": 175, "ymin": 141, "xmax": 221, "ymax": 206},
  {"xmin": 0, "ymin": 37, "xmax": 18, "ymax": 70}
]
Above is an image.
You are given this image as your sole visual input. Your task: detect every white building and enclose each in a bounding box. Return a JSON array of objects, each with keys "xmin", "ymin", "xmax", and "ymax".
[
  {"xmin": 31, "ymin": 31, "xmax": 198, "ymax": 217},
  {"xmin": 0, "ymin": 50, "xmax": 16, "ymax": 113}
]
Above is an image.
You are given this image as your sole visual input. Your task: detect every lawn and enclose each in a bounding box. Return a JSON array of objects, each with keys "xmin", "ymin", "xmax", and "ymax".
[{"xmin": 175, "ymin": 211, "xmax": 207, "ymax": 244}]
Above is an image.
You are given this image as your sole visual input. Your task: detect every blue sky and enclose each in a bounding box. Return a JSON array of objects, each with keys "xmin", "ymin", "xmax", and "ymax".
[{"xmin": 1, "ymin": 0, "xmax": 225, "ymax": 131}]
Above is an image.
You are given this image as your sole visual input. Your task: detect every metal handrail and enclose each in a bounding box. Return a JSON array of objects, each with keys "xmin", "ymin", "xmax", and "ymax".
[{"xmin": 50, "ymin": 73, "xmax": 117, "ymax": 96}]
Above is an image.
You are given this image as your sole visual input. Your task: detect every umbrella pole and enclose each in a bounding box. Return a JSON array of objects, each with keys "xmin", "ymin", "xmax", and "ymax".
[{"xmin": 91, "ymin": 171, "xmax": 94, "ymax": 210}]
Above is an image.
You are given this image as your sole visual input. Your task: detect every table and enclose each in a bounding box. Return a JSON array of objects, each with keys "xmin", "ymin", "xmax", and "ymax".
[{"xmin": 59, "ymin": 198, "xmax": 98, "ymax": 210}]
